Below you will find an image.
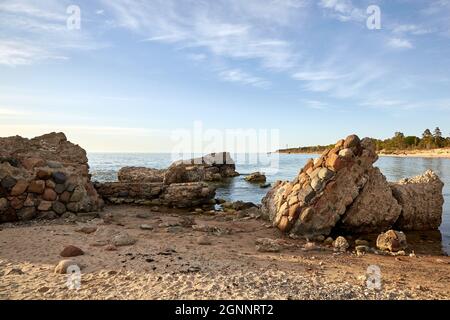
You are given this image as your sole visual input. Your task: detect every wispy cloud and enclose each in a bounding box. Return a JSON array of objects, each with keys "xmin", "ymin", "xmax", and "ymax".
[
  {"xmin": 0, "ymin": 107, "xmax": 33, "ymax": 117},
  {"xmin": 392, "ymin": 24, "xmax": 432, "ymax": 36},
  {"xmin": 0, "ymin": 40, "xmax": 68, "ymax": 66},
  {"xmin": 301, "ymin": 100, "xmax": 329, "ymax": 110},
  {"xmin": 292, "ymin": 71, "xmax": 345, "ymax": 81},
  {"xmin": 218, "ymin": 69, "xmax": 269, "ymax": 88},
  {"xmin": 101, "ymin": 0, "xmax": 306, "ymax": 76},
  {"xmin": 292, "ymin": 60, "xmax": 386, "ymax": 99},
  {"xmin": 387, "ymin": 37, "xmax": 413, "ymax": 49},
  {"xmin": 0, "ymin": 0, "xmax": 104, "ymax": 66},
  {"xmin": 318, "ymin": 0, "xmax": 365, "ymax": 22}
]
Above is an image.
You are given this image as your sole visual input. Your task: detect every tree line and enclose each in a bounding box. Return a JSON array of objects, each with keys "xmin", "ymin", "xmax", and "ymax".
[
  {"xmin": 278, "ymin": 128, "xmax": 450, "ymax": 154},
  {"xmin": 374, "ymin": 128, "xmax": 450, "ymax": 151}
]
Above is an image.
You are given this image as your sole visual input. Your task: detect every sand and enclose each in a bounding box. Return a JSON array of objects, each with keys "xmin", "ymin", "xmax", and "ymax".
[
  {"xmin": 378, "ymin": 149, "xmax": 450, "ymax": 158},
  {"xmin": 0, "ymin": 205, "xmax": 449, "ymax": 300}
]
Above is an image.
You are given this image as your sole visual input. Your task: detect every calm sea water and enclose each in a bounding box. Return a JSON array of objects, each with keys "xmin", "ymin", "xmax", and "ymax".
[{"xmin": 88, "ymin": 153, "xmax": 450, "ymax": 254}]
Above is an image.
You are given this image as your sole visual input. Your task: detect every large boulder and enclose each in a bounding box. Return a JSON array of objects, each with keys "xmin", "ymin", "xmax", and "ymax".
[
  {"xmin": 261, "ymin": 134, "xmax": 444, "ymax": 237},
  {"xmin": 163, "ymin": 152, "xmax": 239, "ymax": 184},
  {"xmin": 0, "ymin": 132, "xmax": 104, "ymax": 222},
  {"xmin": 337, "ymin": 167, "xmax": 402, "ymax": 233},
  {"xmin": 391, "ymin": 170, "xmax": 444, "ymax": 230},
  {"xmin": 118, "ymin": 167, "xmax": 166, "ymax": 183},
  {"xmin": 262, "ymin": 135, "xmax": 378, "ymax": 237}
]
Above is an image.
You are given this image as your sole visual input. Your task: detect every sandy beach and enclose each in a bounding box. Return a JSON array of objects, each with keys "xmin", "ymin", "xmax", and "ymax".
[
  {"xmin": 279, "ymin": 149, "xmax": 450, "ymax": 159},
  {"xmin": 378, "ymin": 149, "xmax": 450, "ymax": 158},
  {"xmin": 0, "ymin": 205, "xmax": 449, "ymax": 300}
]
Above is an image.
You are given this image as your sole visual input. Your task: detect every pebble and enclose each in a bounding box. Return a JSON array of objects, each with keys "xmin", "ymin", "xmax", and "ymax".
[
  {"xmin": 197, "ymin": 235, "xmax": 212, "ymax": 245},
  {"xmin": 60, "ymin": 245, "xmax": 84, "ymax": 257},
  {"xmin": 54, "ymin": 260, "xmax": 79, "ymax": 274},
  {"xmin": 112, "ymin": 233, "xmax": 137, "ymax": 246}
]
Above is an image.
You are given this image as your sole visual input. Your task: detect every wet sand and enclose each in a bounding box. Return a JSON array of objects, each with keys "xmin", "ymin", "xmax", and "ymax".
[{"xmin": 0, "ymin": 205, "xmax": 449, "ymax": 300}]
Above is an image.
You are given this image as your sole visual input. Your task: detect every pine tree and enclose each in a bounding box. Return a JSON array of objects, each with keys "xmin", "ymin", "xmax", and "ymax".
[{"xmin": 434, "ymin": 127, "xmax": 442, "ymax": 138}]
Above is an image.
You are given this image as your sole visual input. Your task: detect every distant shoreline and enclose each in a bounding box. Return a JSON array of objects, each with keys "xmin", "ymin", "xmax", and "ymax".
[{"xmin": 277, "ymin": 149, "xmax": 450, "ymax": 159}]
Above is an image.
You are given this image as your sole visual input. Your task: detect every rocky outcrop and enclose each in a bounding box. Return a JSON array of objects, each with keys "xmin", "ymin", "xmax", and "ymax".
[
  {"xmin": 0, "ymin": 133, "xmax": 103, "ymax": 223},
  {"xmin": 262, "ymin": 134, "xmax": 444, "ymax": 237},
  {"xmin": 245, "ymin": 172, "xmax": 267, "ymax": 183},
  {"xmin": 95, "ymin": 181, "xmax": 216, "ymax": 209},
  {"xmin": 163, "ymin": 152, "xmax": 239, "ymax": 184},
  {"xmin": 338, "ymin": 167, "xmax": 402, "ymax": 233},
  {"xmin": 391, "ymin": 170, "xmax": 444, "ymax": 230},
  {"xmin": 262, "ymin": 135, "xmax": 379, "ymax": 236},
  {"xmin": 118, "ymin": 167, "xmax": 165, "ymax": 183}
]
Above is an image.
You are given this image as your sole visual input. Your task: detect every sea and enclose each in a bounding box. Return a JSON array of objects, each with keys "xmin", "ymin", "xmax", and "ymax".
[{"xmin": 88, "ymin": 153, "xmax": 450, "ymax": 254}]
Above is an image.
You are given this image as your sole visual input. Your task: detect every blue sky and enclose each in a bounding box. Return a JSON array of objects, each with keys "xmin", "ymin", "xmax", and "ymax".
[{"xmin": 1, "ymin": 0, "xmax": 450, "ymax": 152}]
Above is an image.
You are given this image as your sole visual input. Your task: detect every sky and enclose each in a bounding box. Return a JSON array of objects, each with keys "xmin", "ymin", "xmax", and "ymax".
[{"xmin": 1, "ymin": 0, "xmax": 450, "ymax": 152}]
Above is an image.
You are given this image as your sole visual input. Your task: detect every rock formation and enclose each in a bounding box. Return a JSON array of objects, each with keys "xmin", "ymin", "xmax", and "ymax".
[
  {"xmin": 163, "ymin": 152, "xmax": 239, "ymax": 184},
  {"xmin": 391, "ymin": 170, "xmax": 444, "ymax": 230},
  {"xmin": 262, "ymin": 134, "xmax": 444, "ymax": 237},
  {"xmin": 245, "ymin": 172, "xmax": 267, "ymax": 183},
  {"xmin": 95, "ymin": 182, "xmax": 216, "ymax": 209},
  {"xmin": 118, "ymin": 167, "xmax": 165, "ymax": 183},
  {"xmin": 96, "ymin": 153, "xmax": 233, "ymax": 209},
  {"xmin": 0, "ymin": 133, "xmax": 104, "ymax": 223}
]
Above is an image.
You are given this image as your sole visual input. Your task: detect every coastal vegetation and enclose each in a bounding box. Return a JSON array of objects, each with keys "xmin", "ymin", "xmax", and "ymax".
[{"xmin": 278, "ymin": 128, "xmax": 450, "ymax": 154}]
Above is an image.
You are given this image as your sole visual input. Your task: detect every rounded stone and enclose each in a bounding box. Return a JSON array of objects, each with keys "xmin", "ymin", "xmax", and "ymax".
[
  {"xmin": 37, "ymin": 200, "xmax": 53, "ymax": 211},
  {"xmin": 28, "ymin": 180, "xmax": 46, "ymax": 194},
  {"xmin": 1, "ymin": 176, "xmax": 17, "ymax": 190},
  {"xmin": 52, "ymin": 201, "xmax": 66, "ymax": 215},
  {"xmin": 318, "ymin": 167, "xmax": 334, "ymax": 181},
  {"xmin": 10, "ymin": 197, "xmax": 24, "ymax": 210},
  {"xmin": 310, "ymin": 177, "xmax": 323, "ymax": 191},
  {"xmin": 54, "ymin": 260, "xmax": 79, "ymax": 274},
  {"xmin": 42, "ymin": 188, "xmax": 57, "ymax": 201},
  {"xmin": 59, "ymin": 191, "xmax": 71, "ymax": 203},
  {"xmin": 333, "ymin": 236, "xmax": 349, "ymax": 252},
  {"xmin": 338, "ymin": 148, "xmax": 354, "ymax": 158},
  {"xmin": 36, "ymin": 169, "xmax": 52, "ymax": 180},
  {"xmin": 344, "ymin": 135, "xmax": 360, "ymax": 149},
  {"xmin": 55, "ymin": 184, "xmax": 66, "ymax": 194},
  {"xmin": 10, "ymin": 180, "xmax": 29, "ymax": 196},
  {"xmin": 52, "ymin": 172, "xmax": 67, "ymax": 184},
  {"xmin": 60, "ymin": 245, "xmax": 84, "ymax": 257}
]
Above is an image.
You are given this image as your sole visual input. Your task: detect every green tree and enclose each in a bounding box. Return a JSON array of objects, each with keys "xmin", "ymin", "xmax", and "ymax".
[
  {"xmin": 434, "ymin": 127, "xmax": 442, "ymax": 138},
  {"xmin": 422, "ymin": 129, "xmax": 432, "ymax": 138}
]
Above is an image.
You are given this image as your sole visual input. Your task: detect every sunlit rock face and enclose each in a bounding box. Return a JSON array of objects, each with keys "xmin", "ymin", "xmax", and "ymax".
[
  {"xmin": 0, "ymin": 132, "xmax": 104, "ymax": 222},
  {"xmin": 262, "ymin": 134, "xmax": 444, "ymax": 237}
]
